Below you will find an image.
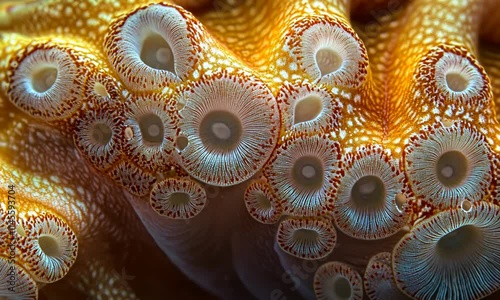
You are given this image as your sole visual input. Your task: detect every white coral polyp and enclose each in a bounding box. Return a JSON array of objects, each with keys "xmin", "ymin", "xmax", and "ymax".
[
  {"xmin": 176, "ymin": 71, "xmax": 279, "ymax": 186},
  {"xmin": 314, "ymin": 261, "xmax": 363, "ymax": 300},
  {"xmin": 404, "ymin": 122, "xmax": 491, "ymax": 208},
  {"xmin": 150, "ymin": 178, "xmax": 207, "ymax": 219},
  {"xmin": 277, "ymin": 82, "xmax": 341, "ymax": 134},
  {"xmin": 294, "ymin": 18, "xmax": 367, "ymax": 88},
  {"xmin": 435, "ymin": 52, "xmax": 484, "ymax": 100},
  {"xmin": 123, "ymin": 94, "xmax": 177, "ymax": 171},
  {"xmin": 333, "ymin": 147, "xmax": 409, "ymax": 240},
  {"xmin": 393, "ymin": 201, "xmax": 500, "ymax": 300},
  {"xmin": 9, "ymin": 46, "xmax": 80, "ymax": 120},
  {"xmin": 265, "ymin": 134, "xmax": 340, "ymax": 216},
  {"xmin": 19, "ymin": 214, "xmax": 78, "ymax": 283},
  {"xmin": 277, "ymin": 217, "xmax": 336, "ymax": 260},
  {"xmin": 105, "ymin": 4, "xmax": 195, "ymax": 91}
]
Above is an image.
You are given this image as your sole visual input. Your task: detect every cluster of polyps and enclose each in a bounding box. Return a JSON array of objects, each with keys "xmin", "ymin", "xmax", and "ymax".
[{"xmin": 3, "ymin": 1, "xmax": 500, "ymax": 299}]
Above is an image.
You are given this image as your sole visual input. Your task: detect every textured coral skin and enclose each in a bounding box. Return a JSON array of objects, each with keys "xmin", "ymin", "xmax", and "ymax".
[{"xmin": 1, "ymin": 0, "xmax": 500, "ymax": 299}]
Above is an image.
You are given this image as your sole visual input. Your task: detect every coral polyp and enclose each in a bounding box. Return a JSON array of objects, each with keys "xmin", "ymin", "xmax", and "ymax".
[{"xmin": 1, "ymin": 0, "xmax": 500, "ymax": 299}]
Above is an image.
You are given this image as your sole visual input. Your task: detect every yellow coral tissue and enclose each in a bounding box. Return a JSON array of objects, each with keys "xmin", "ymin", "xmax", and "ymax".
[{"xmin": 1, "ymin": 0, "xmax": 500, "ymax": 299}]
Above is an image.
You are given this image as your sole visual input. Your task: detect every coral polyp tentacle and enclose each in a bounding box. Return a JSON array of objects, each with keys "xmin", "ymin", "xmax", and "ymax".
[
  {"xmin": 18, "ymin": 212, "xmax": 78, "ymax": 283},
  {"xmin": 105, "ymin": 3, "xmax": 200, "ymax": 91},
  {"xmin": 404, "ymin": 121, "xmax": 492, "ymax": 208},
  {"xmin": 244, "ymin": 179, "xmax": 283, "ymax": 224},
  {"xmin": 276, "ymin": 216, "xmax": 336, "ymax": 260},
  {"xmin": 393, "ymin": 201, "xmax": 500, "ymax": 300},
  {"xmin": 73, "ymin": 96, "xmax": 125, "ymax": 172},
  {"xmin": 150, "ymin": 177, "xmax": 207, "ymax": 219},
  {"xmin": 332, "ymin": 145, "xmax": 411, "ymax": 240},
  {"xmin": 264, "ymin": 133, "xmax": 341, "ymax": 216},
  {"xmin": 414, "ymin": 44, "xmax": 493, "ymax": 121},
  {"xmin": 313, "ymin": 261, "xmax": 363, "ymax": 300},
  {"xmin": 8, "ymin": 43, "xmax": 85, "ymax": 121},
  {"xmin": 285, "ymin": 15, "xmax": 369, "ymax": 89},
  {"xmin": 276, "ymin": 81, "xmax": 342, "ymax": 134},
  {"xmin": 176, "ymin": 70, "xmax": 280, "ymax": 186},
  {"xmin": 123, "ymin": 92, "xmax": 178, "ymax": 172}
]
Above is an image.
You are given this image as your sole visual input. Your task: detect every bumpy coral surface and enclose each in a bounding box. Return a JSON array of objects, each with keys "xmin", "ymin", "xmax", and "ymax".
[{"xmin": 1, "ymin": 0, "xmax": 500, "ymax": 299}]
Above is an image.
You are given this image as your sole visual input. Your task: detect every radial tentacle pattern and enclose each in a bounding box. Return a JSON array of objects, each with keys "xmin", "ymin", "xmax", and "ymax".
[{"xmin": 1, "ymin": 0, "xmax": 500, "ymax": 299}]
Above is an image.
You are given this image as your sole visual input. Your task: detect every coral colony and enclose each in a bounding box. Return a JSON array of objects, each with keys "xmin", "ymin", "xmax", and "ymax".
[{"xmin": 0, "ymin": 0, "xmax": 500, "ymax": 299}]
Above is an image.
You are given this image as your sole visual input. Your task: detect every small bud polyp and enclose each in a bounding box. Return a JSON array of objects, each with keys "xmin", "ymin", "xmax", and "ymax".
[
  {"xmin": 461, "ymin": 199, "xmax": 472, "ymax": 212},
  {"xmin": 125, "ymin": 127, "xmax": 134, "ymax": 140},
  {"xmin": 93, "ymin": 82, "xmax": 110, "ymax": 97}
]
